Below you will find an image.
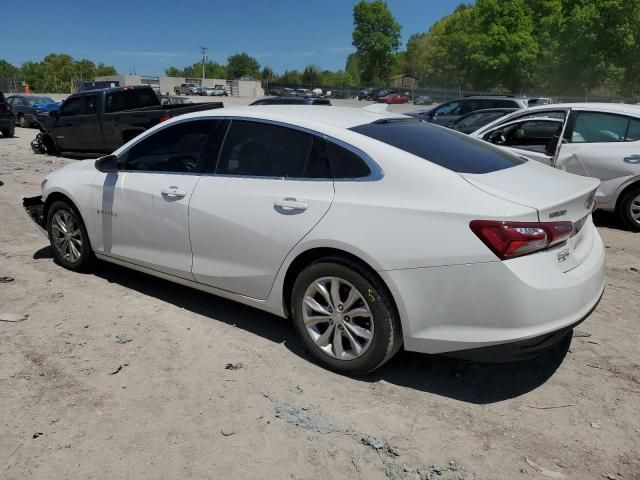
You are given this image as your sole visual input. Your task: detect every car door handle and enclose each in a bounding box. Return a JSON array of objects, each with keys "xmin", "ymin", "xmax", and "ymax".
[
  {"xmin": 161, "ymin": 186, "xmax": 187, "ymax": 198},
  {"xmin": 623, "ymin": 155, "xmax": 640, "ymax": 164},
  {"xmin": 274, "ymin": 198, "xmax": 309, "ymax": 211}
]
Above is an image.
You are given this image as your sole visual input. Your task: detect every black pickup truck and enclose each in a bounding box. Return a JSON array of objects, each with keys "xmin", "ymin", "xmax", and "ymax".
[{"xmin": 37, "ymin": 85, "xmax": 221, "ymax": 155}]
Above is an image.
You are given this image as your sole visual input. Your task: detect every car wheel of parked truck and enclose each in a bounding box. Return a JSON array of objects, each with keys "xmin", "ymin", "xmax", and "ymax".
[
  {"xmin": 46, "ymin": 200, "xmax": 94, "ymax": 271},
  {"xmin": 291, "ymin": 258, "xmax": 402, "ymax": 375},
  {"xmin": 619, "ymin": 186, "xmax": 640, "ymax": 231},
  {"xmin": 1, "ymin": 126, "xmax": 13, "ymax": 137}
]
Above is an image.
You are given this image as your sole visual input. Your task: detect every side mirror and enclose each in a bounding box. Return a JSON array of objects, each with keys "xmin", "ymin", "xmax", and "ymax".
[
  {"xmin": 49, "ymin": 110, "xmax": 59, "ymax": 119},
  {"xmin": 95, "ymin": 154, "xmax": 119, "ymax": 173}
]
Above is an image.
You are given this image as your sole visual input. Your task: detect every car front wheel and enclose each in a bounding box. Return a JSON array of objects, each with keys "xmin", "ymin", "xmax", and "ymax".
[
  {"xmin": 291, "ymin": 258, "xmax": 402, "ymax": 375},
  {"xmin": 47, "ymin": 200, "xmax": 94, "ymax": 271},
  {"xmin": 619, "ymin": 187, "xmax": 640, "ymax": 231}
]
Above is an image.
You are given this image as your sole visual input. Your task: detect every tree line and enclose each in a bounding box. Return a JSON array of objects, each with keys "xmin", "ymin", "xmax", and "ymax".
[
  {"xmin": 0, "ymin": 54, "xmax": 117, "ymax": 93},
  {"xmin": 3, "ymin": 0, "xmax": 639, "ymax": 97}
]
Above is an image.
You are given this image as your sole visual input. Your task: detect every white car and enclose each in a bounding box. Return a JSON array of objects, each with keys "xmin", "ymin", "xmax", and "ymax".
[
  {"xmin": 470, "ymin": 103, "xmax": 640, "ymax": 230},
  {"xmin": 24, "ymin": 106, "xmax": 605, "ymax": 375}
]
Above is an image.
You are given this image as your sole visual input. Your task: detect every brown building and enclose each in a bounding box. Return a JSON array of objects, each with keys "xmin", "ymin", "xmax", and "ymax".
[{"xmin": 389, "ymin": 74, "xmax": 417, "ymax": 89}]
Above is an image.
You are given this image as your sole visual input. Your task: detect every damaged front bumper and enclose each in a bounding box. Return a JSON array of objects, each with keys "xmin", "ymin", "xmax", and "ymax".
[{"xmin": 23, "ymin": 196, "xmax": 46, "ymax": 234}]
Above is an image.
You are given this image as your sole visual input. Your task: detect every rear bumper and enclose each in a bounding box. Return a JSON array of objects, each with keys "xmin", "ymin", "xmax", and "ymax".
[
  {"xmin": 381, "ymin": 224, "xmax": 605, "ymax": 358},
  {"xmin": 23, "ymin": 195, "xmax": 46, "ymax": 234}
]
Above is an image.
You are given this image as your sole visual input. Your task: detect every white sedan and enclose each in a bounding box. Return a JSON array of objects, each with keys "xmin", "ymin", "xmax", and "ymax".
[
  {"xmin": 470, "ymin": 103, "xmax": 640, "ymax": 230},
  {"xmin": 25, "ymin": 106, "xmax": 605, "ymax": 375}
]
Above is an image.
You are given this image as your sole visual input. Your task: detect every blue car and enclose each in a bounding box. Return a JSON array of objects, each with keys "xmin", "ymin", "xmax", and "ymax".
[{"xmin": 7, "ymin": 95, "xmax": 60, "ymax": 128}]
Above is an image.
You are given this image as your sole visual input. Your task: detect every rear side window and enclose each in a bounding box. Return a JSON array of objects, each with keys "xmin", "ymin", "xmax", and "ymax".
[
  {"xmin": 327, "ymin": 141, "xmax": 371, "ymax": 178},
  {"xmin": 124, "ymin": 120, "xmax": 217, "ymax": 173},
  {"xmin": 490, "ymin": 99, "xmax": 519, "ymax": 108},
  {"xmin": 106, "ymin": 89, "xmax": 157, "ymax": 113},
  {"xmin": 350, "ymin": 120, "xmax": 525, "ymax": 174},
  {"xmin": 571, "ymin": 112, "xmax": 629, "ymax": 143},
  {"xmin": 216, "ymin": 120, "xmax": 330, "ymax": 178}
]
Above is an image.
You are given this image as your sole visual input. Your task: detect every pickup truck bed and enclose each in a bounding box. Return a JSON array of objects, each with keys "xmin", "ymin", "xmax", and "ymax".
[{"xmin": 37, "ymin": 85, "xmax": 222, "ymax": 156}]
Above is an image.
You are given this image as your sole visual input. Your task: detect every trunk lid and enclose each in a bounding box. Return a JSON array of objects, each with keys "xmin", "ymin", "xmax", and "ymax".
[{"xmin": 462, "ymin": 160, "xmax": 599, "ymax": 271}]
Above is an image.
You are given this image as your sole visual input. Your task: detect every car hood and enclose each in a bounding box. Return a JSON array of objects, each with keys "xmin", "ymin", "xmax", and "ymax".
[{"xmin": 461, "ymin": 160, "xmax": 600, "ymax": 223}]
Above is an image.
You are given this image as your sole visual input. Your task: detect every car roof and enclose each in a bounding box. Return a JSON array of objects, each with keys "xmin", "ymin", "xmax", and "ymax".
[
  {"xmin": 524, "ymin": 102, "xmax": 640, "ymax": 115},
  {"xmin": 173, "ymin": 105, "xmax": 406, "ymax": 130}
]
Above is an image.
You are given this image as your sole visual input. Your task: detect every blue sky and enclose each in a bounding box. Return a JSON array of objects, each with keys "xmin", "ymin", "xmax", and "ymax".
[{"xmin": 2, "ymin": 0, "xmax": 465, "ymax": 75}]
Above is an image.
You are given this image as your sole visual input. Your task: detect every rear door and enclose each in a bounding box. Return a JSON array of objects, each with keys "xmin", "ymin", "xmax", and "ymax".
[
  {"xmin": 189, "ymin": 119, "xmax": 334, "ymax": 299},
  {"xmin": 555, "ymin": 110, "xmax": 640, "ymax": 203}
]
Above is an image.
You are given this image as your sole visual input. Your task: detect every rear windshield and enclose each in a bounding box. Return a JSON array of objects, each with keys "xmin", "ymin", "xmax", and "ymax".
[
  {"xmin": 106, "ymin": 89, "xmax": 158, "ymax": 113},
  {"xmin": 350, "ymin": 119, "xmax": 525, "ymax": 174}
]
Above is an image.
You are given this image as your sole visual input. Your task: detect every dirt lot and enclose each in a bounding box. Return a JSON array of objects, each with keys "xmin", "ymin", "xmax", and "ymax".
[{"xmin": 1, "ymin": 107, "xmax": 639, "ymax": 480}]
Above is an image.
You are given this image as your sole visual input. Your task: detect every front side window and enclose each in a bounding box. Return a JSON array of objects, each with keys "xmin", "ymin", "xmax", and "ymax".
[
  {"xmin": 28, "ymin": 96, "xmax": 55, "ymax": 105},
  {"xmin": 351, "ymin": 119, "xmax": 525, "ymax": 174},
  {"xmin": 60, "ymin": 97, "xmax": 83, "ymax": 117},
  {"xmin": 84, "ymin": 95, "xmax": 98, "ymax": 115},
  {"xmin": 216, "ymin": 120, "xmax": 329, "ymax": 178},
  {"xmin": 571, "ymin": 111, "xmax": 630, "ymax": 143},
  {"xmin": 124, "ymin": 120, "xmax": 217, "ymax": 173},
  {"xmin": 483, "ymin": 119, "xmax": 563, "ymax": 154}
]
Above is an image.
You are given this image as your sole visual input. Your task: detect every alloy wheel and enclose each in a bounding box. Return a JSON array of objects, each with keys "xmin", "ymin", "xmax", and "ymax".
[
  {"xmin": 302, "ymin": 276, "xmax": 374, "ymax": 360},
  {"xmin": 629, "ymin": 193, "xmax": 640, "ymax": 226},
  {"xmin": 51, "ymin": 209, "xmax": 83, "ymax": 263}
]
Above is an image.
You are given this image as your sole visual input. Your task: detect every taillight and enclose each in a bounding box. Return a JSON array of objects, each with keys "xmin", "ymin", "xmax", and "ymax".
[
  {"xmin": 159, "ymin": 114, "xmax": 171, "ymax": 122},
  {"xmin": 470, "ymin": 220, "xmax": 573, "ymax": 260}
]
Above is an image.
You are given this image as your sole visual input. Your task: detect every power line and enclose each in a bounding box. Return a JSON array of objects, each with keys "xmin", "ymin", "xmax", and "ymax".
[{"xmin": 199, "ymin": 47, "xmax": 208, "ymax": 81}]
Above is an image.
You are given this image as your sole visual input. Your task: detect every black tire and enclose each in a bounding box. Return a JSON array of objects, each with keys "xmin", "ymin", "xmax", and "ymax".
[
  {"xmin": 618, "ymin": 186, "xmax": 640, "ymax": 231},
  {"xmin": 291, "ymin": 257, "xmax": 402, "ymax": 375},
  {"xmin": 1, "ymin": 125, "xmax": 13, "ymax": 137},
  {"xmin": 46, "ymin": 200, "xmax": 94, "ymax": 271}
]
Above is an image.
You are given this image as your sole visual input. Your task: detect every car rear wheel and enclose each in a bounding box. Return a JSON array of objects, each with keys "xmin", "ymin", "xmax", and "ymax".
[
  {"xmin": 1, "ymin": 125, "xmax": 14, "ymax": 137},
  {"xmin": 619, "ymin": 187, "xmax": 640, "ymax": 231},
  {"xmin": 291, "ymin": 258, "xmax": 402, "ymax": 375},
  {"xmin": 47, "ymin": 200, "xmax": 94, "ymax": 271}
]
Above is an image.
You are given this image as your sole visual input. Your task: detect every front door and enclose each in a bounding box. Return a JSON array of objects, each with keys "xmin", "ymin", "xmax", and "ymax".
[
  {"xmin": 189, "ymin": 119, "xmax": 334, "ymax": 299},
  {"xmin": 92, "ymin": 119, "xmax": 219, "ymax": 279}
]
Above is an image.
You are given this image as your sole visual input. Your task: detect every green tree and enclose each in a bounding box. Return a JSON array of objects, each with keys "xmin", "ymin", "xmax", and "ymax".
[
  {"xmin": 345, "ymin": 53, "xmax": 361, "ymax": 85},
  {"xmin": 279, "ymin": 70, "xmax": 302, "ymax": 85},
  {"xmin": 226, "ymin": 53, "xmax": 260, "ymax": 79},
  {"xmin": 352, "ymin": 0, "xmax": 401, "ymax": 84},
  {"xmin": 302, "ymin": 64, "xmax": 322, "ymax": 86},
  {"xmin": 96, "ymin": 63, "xmax": 117, "ymax": 77},
  {"xmin": 0, "ymin": 59, "xmax": 18, "ymax": 79},
  {"xmin": 165, "ymin": 66, "xmax": 184, "ymax": 77}
]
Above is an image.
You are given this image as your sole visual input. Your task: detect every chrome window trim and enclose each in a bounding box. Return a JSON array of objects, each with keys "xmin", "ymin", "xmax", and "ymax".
[{"xmin": 115, "ymin": 115, "xmax": 384, "ymax": 181}]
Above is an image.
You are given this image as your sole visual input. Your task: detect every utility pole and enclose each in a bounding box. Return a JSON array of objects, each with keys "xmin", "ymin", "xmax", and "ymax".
[{"xmin": 199, "ymin": 46, "xmax": 208, "ymax": 82}]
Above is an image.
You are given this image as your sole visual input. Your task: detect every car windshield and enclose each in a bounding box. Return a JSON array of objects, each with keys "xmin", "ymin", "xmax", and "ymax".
[
  {"xmin": 350, "ymin": 119, "xmax": 526, "ymax": 174},
  {"xmin": 28, "ymin": 96, "xmax": 55, "ymax": 105}
]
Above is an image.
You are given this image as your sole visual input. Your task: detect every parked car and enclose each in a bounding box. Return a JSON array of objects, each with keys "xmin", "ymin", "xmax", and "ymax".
[
  {"xmin": 268, "ymin": 87, "xmax": 283, "ymax": 96},
  {"xmin": 377, "ymin": 93, "xmax": 409, "ymax": 104},
  {"xmin": 0, "ymin": 91, "xmax": 15, "ymax": 137},
  {"xmin": 37, "ymin": 85, "xmax": 221, "ymax": 156},
  {"xmin": 373, "ymin": 89, "xmax": 397, "ymax": 101},
  {"xmin": 203, "ymin": 85, "xmax": 228, "ymax": 96},
  {"xmin": 24, "ymin": 106, "xmax": 604, "ymax": 375},
  {"xmin": 357, "ymin": 87, "xmax": 380, "ymax": 101},
  {"xmin": 447, "ymin": 108, "xmax": 518, "ymax": 134},
  {"xmin": 7, "ymin": 95, "xmax": 60, "ymax": 128},
  {"xmin": 413, "ymin": 95, "xmax": 530, "ymax": 125},
  {"xmin": 470, "ymin": 103, "xmax": 640, "ymax": 230},
  {"xmin": 295, "ymin": 89, "xmax": 312, "ymax": 98},
  {"xmin": 281, "ymin": 88, "xmax": 296, "ymax": 97},
  {"xmin": 174, "ymin": 83, "xmax": 203, "ymax": 96},
  {"xmin": 414, "ymin": 95, "xmax": 433, "ymax": 106},
  {"xmin": 160, "ymin": 96, "xmax": 194, "ymax": 105},
  {"xmin": 250, "ymin": 96, "xmax": 331, "ymax": 106}
]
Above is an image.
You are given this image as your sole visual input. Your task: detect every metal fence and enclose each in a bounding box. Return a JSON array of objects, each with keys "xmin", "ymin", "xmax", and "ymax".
[{"xmin": 0, "ymin": 78, "xmax": 26, "ymax": 94}]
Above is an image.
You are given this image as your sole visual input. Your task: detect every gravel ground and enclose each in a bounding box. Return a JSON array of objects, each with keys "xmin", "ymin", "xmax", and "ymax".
[{"xmin": 1, "ymin": 104, "xmax": 639, "ymax": 479}]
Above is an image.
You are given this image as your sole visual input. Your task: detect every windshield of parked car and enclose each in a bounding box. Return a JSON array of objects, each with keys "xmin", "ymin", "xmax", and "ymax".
[
  {"xmin": 455, "ymin": 111, "xmax": 506, "ymax": 129},
  {"xmin": 28, "ymin": 96, "xmax": 56, "ymax": 105},
  {"xmin": 350, "ymin": 119, "xmax": 526, "ymax": 174}
]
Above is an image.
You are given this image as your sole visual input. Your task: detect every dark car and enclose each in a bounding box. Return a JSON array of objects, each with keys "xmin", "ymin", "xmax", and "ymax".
[
  {"xmin": 410, "ymin": 95, "xmax": 529, "ymax": 126},
  {"xmin": 7, "ymin": 94, "xmax": 60, "ymax": 128},
  {"xmin": 357, "ymin": 87, "xmax": 381, "ymax": 101},
  {"xmin": 374, "ymin": 89, "xmax": 397, "ymax": 101},
  {"xmin": 0, "ymin": 91, "xmax": 16, "ymax": 137},
  {"xmin": 446, "ymin": 108, "xmax": 518, "ymax": 134},
  {"xmin": 414, "ymin": 95, "xmax": 433, "ymax": 106},
  {"xmin": 268, "ymin": 88, "xmax": 283, "ymax": 96},
  {"xmin": 250, "ymin": 96, "xmax": 331, "ymax": 106},
  {"xmin": 38, "ymin": 85, "xmax": 220, "ymax": 155},
  {"xmin": 281, "ymin": 88, "xmax": 296, "ymax": 97}
]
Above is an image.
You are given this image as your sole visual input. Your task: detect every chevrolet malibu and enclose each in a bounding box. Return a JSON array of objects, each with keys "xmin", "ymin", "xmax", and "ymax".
[{"xmin": 24, "ymin": 106, "xmax": 605, "ymax": 375}]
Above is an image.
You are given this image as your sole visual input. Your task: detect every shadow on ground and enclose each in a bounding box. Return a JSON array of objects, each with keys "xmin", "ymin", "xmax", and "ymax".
[
  {"xmin": 33, "ymin": 245, "xmax": 569, "ymax": 404},
  {"xmin": 593, "ymin": 210, "xmax": 634, "ymax": 232}
]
